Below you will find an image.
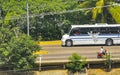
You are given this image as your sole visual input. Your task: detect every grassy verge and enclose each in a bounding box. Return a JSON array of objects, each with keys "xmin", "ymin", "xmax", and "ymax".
[
  {"xmin": 37, "ymin": 68, "xmax": 120, "ymax": 75},
  {"xmin": 35, "ymin": 70, "xmax": 68, "ymax": 75},
  {"xmin": 88, "ymin": 68, "xmax": 120, "ymax": 75}
]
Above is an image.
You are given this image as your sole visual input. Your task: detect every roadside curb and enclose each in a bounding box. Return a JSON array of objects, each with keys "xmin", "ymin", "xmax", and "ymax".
[{"xmin": 38, "ymin": 40, "xmax": 61, "ymax": 45}]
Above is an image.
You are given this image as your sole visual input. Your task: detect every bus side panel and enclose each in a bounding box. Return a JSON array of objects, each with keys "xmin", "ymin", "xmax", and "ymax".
[{"xmin": 70, "ymin": 34, "xmax": 94, "ymax": 45}]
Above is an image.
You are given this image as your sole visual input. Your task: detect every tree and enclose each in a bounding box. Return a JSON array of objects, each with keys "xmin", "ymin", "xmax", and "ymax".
[
  {"xmin": 0, "ymin": 27, "xmax": 41, "ymax": 70},
  {"xmin": 66, "ymin": 53, "xmax": 86, "ymax": 75},
  {"xmin": 85, "ymin": 0, "xmax": 120, "ymax": 23},
  {"xmin": 1, "ymin": 0, "xmax": 120, "ymax": 41},
  {"xmin": 109, "ymin": 5, "xmax": 120, "ymax": 24},
  {"xmin": 78, "ymin": 0, "xmax": 120, "ymax": 23},
  {"xmin": 0, "ymin": 0, "xmax": 89, "ymax": 40}
]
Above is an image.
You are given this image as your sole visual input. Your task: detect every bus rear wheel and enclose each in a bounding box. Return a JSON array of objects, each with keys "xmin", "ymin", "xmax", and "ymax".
[
  {"xmin": 106, "ymin": 39, "xmax": 113, "ymax": 46},
  {"xmin": 66, "ymin": 40, "xmax": 73, "ymax": 47}
]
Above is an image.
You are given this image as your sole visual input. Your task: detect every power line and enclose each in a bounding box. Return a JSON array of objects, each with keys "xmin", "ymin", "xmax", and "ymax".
[{"xmin": 0, "ymin": 4, "xmax": 119, "ymax": 21}]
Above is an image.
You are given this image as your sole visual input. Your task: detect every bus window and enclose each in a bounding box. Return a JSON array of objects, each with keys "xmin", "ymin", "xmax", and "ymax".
[
  {"xmin": 70, "ymin": 28, "xmax": 79, "ymax": 36},
  {"xmin": 118, "ymin": 27, "xmax": 120, "ymax": 33},
  {"xmin": 80, "ymin": 28, "xmax": 90, "ymax": 34},
  {"xmin": 109, "ymin": 27, "xmax": 118, "ymax": 34},
  {"xmin": 100, "ymin": 27, "xmax": 109, "ymax": 34},
  {"xmin": 93, "ymin": 27, "xmax": 100, "ymax": 33}
]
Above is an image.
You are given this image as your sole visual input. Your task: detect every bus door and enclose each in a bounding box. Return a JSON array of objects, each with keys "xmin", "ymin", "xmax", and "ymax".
[{"xmin": 69, "ymin": 28, "xmax": 81, "ymax": 45}]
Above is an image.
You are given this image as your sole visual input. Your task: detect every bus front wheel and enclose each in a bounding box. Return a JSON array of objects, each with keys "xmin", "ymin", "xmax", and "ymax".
[
  {"xmin": 106, "ymin": 39, "xmax": 113, "ymax": 46},
  {"xmin": 66, "ymin": 40, "xmax": 73, "ymax": 47}
]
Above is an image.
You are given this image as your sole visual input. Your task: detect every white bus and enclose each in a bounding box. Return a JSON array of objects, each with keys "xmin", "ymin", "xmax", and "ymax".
[{"xmin": 61, "ymin": 24, "xmax": 120, "ymax": 46}]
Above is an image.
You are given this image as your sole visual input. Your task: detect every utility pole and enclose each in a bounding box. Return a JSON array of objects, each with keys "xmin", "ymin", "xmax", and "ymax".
[{"xmin": 26, "ymin": 0, "xmax": 30, "ymax": 36}]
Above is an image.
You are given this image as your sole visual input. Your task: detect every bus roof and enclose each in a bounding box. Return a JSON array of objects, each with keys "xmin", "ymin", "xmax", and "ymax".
[{"xmin": 71, "ymin": 24, "xmax": 120, "ymax": 28}]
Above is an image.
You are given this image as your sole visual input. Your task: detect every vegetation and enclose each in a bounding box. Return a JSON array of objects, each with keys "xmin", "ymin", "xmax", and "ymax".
[
  {"xmin": 91, "ymin": 0, "xmax": 120, "ymax": 23},
  {"xmin": 0, "ymin": 0, "xmax": 120, "ymax": 71},
  {"xmin": 0, "ymin": 0, "xmax": 120, "ymax": 70},
  {"xmin": 0, "ymin": 0, "xmax": 120, "ymax": 40},
  {"xmin": 104, "ymin": 52, "xmax": 112, "ymax": 71},
  {"xmin": 0, "ymin": 26, "xmax": 41, "ymax": 70},
  {"xmin": 66, "ymin": 53, "xmax": 86, "ymax": 74}
]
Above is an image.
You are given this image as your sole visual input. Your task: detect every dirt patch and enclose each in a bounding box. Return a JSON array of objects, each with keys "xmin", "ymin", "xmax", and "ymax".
[
  {"xmin": 88, "ymin": 68, "xmax": 120, "ymax": 75},
  {"xmin": 36, "ymin": 70, "xmax": 68, "ymax": 75},
  {"xmin": 38, "ymin": 68, "xmax": 120, "ymax": 75}
]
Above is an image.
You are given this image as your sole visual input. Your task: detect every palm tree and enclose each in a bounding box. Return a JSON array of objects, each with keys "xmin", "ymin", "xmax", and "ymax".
[
  {"xmin": 108, "ymin": 3, "xmax": 120, "ymax": 23},
  {"xmin": 80, "ymin": 0, "xmax": 120, "ymax": 24},
  {"xmin": 92, "ymin": 0, "xmax": 120, "ymax": 23}
]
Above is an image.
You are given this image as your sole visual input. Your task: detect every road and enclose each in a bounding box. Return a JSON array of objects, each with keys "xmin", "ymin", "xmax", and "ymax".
[{"xmin": 36, "ymin": 45, "xmax": 120, "ymax": 63}]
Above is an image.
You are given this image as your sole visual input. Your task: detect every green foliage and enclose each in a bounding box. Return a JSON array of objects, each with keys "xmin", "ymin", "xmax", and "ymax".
[
  {"xmin": 109, "ymin": 6, "xmax": 120, "ymax": 23},
  {"xmin": 0, "ymin": 27, "xmax": 41, "ymax": 70},
  {"xmin": 103, "ymin": 52, "xmax": 113, "ymax": 71},
  {"xmin": 90, "ymin": 0, "xmax": 120, "ymax": 23},
  {"xmin": 104, "ymin": 54, "xmax": 111, "ymax": 66},
  {"xmin": 92, "ymin": 0, "xmax": 104, "ymax": 20},
  {"xmin": 0, "ymin": 0, "xmax": 90, "ymax": 40},
  {"xmin": 0, "ymin": 27, "xmax": 13, "ymax": 43},
  {"xmin": 0, "ymin": 0, "xmax": 120, "ymax": 41},
  {"xmin": 38, "ymin": 36, "xmax": 42, "ymax": 41},
  {"xmin": 66, "ymin": 53, "xmax": 86, "ymax": 73}
]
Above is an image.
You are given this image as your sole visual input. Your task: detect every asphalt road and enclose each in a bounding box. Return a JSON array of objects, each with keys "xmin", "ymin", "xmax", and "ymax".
[
  {"xmin": 34, "ymin": 45, "xmax": 120, "ymax": 62},
  {"xmin": 37, "ymin": 45, "xmax": 120, "ymax": 62}
]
